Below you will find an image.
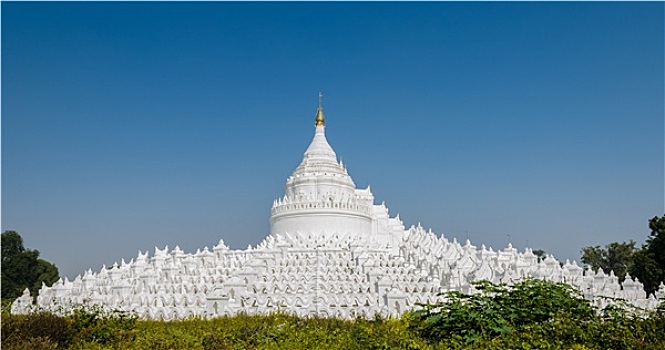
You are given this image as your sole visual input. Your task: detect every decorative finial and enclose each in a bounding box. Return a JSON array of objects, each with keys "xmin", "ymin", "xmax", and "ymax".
[{"xmin": 315, "ymin": 92, "xmax": 325, "ymax": 126}]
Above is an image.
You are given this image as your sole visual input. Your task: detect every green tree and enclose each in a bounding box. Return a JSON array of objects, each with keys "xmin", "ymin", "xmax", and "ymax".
[
  {"xmin": 647, "ymin": 215, "xmax": 665, "ymax": 268},
  {"xmin": 1, "ymin": 231, "xmax": 60, "ymax": 301},
  {"xmin": 33, "ymin": 259, "xmax": 60, "ymax": 293},
  {"xmin": 532, "ymin": 249, "xmax": 547, "ymax": 262},
  {"xmin": 581, "ymin": 241, "xmax": 636, "ymax": 283},
  {"xmin": 630, "ymin": 215, "xmax": 665, "ymax": 295},
  {"xmin": 631, "ymin": 249, "xmax": 663, "ymax": 296}
]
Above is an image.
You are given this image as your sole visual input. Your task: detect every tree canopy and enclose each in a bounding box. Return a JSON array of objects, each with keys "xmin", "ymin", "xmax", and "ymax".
[
  {"xmin": 531, "ymin": 249, "xmax": 547, "ymax": 262},
  {"xmin": 581, "ymin": 241, "xmax": 636, "ymax": 283},
  {"xmin": 632, "ymin": 215, "xmax": 665, "ymax": 295},
  {"xmin": 1, "ymin": 230, "xmax": 60, "ymax": 301},
  {"xmin": 581, "ymin": 215, "xmax": 665, "ymax": 296}
]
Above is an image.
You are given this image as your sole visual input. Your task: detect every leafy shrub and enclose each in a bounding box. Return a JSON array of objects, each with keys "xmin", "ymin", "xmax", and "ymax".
[
  {"xmin": 2, "ymin": 288, "xmax": 664, "ymax": 350},
  {"xmin": 3, "ymin": 336, "xmax": 59, "ymax": 350},
  {"xmin": 1, "ymin": 311, "xmax": 75, "ymax": 348},
  {"xmin": 201, "ymin": 312, "xmax": 432, "ymax": 350},
  {"xmin": 410, "ymin": 279, "xmax": 596, "ymax": 344},
  {"xmin": 133, "ymin": 317, "xmax": 213, "ymax": 350},
  {"xmin": 67, "ymin": 305, "xmax": 137, "ymax": 344},
  {"xmin": 408, "ymin": 278, "xmax": 665, "ymax": 349}
]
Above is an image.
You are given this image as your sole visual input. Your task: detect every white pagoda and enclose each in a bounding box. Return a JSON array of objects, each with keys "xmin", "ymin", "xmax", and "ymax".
[{"xmin": 12, "ymin": 96, "xmax": 663, "ymax": 319}]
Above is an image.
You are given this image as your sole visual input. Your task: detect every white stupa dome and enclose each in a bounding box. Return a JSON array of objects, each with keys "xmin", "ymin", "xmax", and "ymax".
[{"xmin": 271, "ymin": 96, "xmax": 379, "ymax": 241}]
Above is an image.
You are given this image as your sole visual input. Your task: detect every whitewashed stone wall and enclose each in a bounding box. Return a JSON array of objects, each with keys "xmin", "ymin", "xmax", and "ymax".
[{"xmin": 12, "ymin": 227, "xmax": 663, "ymax": 319}]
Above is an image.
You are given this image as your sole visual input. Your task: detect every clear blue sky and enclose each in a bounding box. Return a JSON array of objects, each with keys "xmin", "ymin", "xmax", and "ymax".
[{"xmin": 2, "ymin": 2, "xmax": 663, "ymax": 279}]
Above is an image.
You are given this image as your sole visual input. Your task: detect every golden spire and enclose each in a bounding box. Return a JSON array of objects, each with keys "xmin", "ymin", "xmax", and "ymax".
[{"xmin": 315, "ymin": 92, "xmax": 325, "ymax": 126}]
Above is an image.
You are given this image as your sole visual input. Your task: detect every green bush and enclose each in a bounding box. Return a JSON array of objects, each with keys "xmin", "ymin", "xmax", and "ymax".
[
  {"xmin": 1, "ymin": 312, "xmax": 75, "ymax": 348},
  {"xmin": 408, "ymin": 279, "xmax": 665, "ymax": 350},
  {"xmin": 133, "ymin": 317, "xmax": 214, "ymax": 349},
  {"xmin": 201, "ymin": 312, "xmax": 432, "ymax": 350},
  {"xmin": 410, "ymin": 279, "xmax": 595, "ymax": 343},
  {"xmin": 3, "ymin": 336, "xmax": 59, "ymax": 350},
  {"xmin": 68, "ymin": 305, "xmax": 137, "ymax": 344},
  {"xmin": 2, "ymin": 285, "xmax": 664, "ymax": 350}
]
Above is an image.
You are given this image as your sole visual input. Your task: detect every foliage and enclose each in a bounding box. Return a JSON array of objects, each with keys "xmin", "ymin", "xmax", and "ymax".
[
  {"xmin": 408, "ymin": 278, "xmax": 665, "ymax": 349},
  {"xmin": 409, "ymin": 279, "xmax": 595, "ymax": 344},
  {"xmin": 581, "ymin": 241, "xmax": 636, "ymax": 282},
  {"xmin": 68, "ymin": 305, "xmax": 137, "ymax": 344},
  {"xmin": 581, "ymin": 214, "xmax": 665, "ymax": 295},
  {"xmin": 200, "ymin": 312, "xmax": 429, "ymax": 350},
  {"xmin": 531, "ymin": 249, "xmax": 547, "ymax": 262},
  {"xmin": 33, "ymin": 258, "xmax": 60, "ymax": 293},
  {"xmin": 1, "ymin": 311, "xmax": 75, "ymax": 348},
  {"xmin": 1, "ymin": 336, "xmax": 59, "ymax": 350},
  {"xmin": 631, "ymin": 215, "xmax": 665, "ymax": 295},
  {"xmin": 1, "ymin": 230, "xmax": 60, "ymax": 301},
  {"xmin": 1, "ymin": 306, "xmax": 137, "ymax": 349},
  {"xmin": 1, "ymin": 298, "xmax": 665, "ymax": 350}
]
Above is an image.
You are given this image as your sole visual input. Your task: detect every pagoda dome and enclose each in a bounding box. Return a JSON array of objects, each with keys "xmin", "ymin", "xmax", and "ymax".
[
  {"xmin": 270, "ymin": 95, "xmax": 373, "ymax": 238},
  {"xmin": 285, "ymin": 123, "xmax": 356, "ymax": 199}
]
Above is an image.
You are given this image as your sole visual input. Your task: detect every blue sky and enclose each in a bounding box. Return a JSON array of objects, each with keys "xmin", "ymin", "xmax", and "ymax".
[{"xmin": 2, "ymin": 2, "xmax": 663, "ymax": 279}]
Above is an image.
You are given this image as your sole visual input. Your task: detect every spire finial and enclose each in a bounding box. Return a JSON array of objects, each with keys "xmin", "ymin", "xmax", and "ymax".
[{"xmin": 315, "ymin": 92, "xmax": 325, "ymax": 126}]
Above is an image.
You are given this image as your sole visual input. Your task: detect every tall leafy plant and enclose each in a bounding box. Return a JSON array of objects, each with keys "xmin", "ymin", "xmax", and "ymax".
[{"xmin": 410, "ymin": 279, "xmax": 596, "ymax": 344}]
